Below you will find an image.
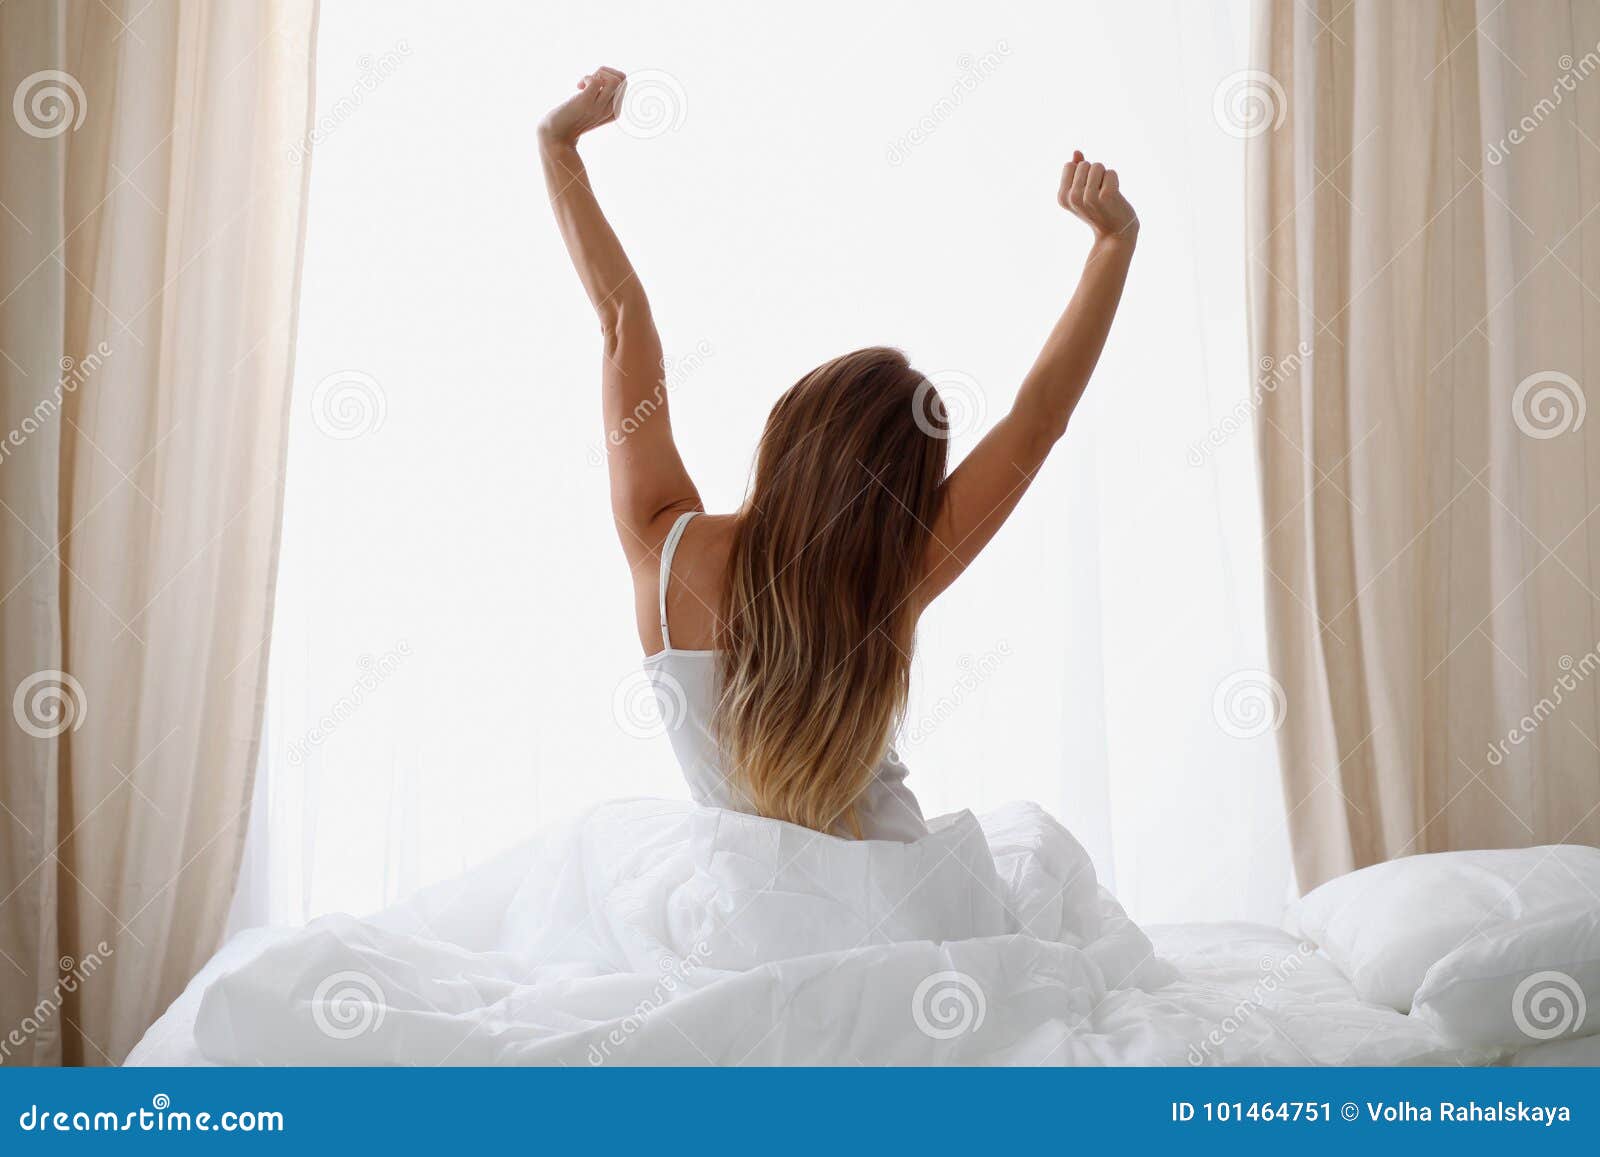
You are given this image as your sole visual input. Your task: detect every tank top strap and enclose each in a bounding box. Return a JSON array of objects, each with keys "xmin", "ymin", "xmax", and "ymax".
[{"xmin": 658, "ymin": 511, "xmax": 700, "ymax": 650}]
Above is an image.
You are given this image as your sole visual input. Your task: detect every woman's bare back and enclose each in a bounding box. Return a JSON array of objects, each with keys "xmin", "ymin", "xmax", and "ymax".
[{"xmin": 636, "ymin": 510, "xmax": 735, "ymax": 655}]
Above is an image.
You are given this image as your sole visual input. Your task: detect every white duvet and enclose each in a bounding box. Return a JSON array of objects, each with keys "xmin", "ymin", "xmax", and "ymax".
[{"xmin": 131, "ymin": 800, "xmax": 1499, "ymax": 1066}]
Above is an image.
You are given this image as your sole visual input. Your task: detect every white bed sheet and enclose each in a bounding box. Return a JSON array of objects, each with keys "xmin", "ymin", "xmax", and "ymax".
[{"xmin": 123, "ymin": 801, "xmax": 1582, "ymax": 1067}]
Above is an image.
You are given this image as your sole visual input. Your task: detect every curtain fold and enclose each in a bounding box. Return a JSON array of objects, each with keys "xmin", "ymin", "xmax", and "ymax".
[
  {"xmin": 1249, "ymin": 0, "xmax": 1600, "ymax": 890},
  {"xmin": 0, "ymin": 0, "xmax": 317, "ymax": 1064}
]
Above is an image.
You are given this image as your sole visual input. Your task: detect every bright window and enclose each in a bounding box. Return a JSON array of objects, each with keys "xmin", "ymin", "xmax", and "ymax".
[{"xmin": 235, "ymin": 0, "xmax": 1288, "ymax": 929}]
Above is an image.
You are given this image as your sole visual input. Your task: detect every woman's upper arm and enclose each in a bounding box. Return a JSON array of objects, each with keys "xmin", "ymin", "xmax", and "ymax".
[{"xmin": 599, "ymin": 302, "xmax": 701, "ymax": 566}]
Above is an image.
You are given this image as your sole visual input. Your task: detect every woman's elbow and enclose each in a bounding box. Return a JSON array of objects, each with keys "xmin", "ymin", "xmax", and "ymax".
[
  {"xmin": 1007, "ymin": 400, "xmax": 1071, "ymax": 458},
  {"xmin": 596, "ymin": 292, "xmax": 652, "ymax": 347}
]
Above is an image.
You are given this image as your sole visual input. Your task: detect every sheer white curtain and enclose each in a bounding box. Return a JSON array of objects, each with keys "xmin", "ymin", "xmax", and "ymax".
[{"xmin": 232, "ymin": 0, "xmax": 1289, "ymax": 931}]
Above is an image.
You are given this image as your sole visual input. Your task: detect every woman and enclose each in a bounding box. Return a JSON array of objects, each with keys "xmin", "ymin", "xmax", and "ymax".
[{"xmin": 540, "ymin": 67, "xmax": 1137, "ymax": 842}]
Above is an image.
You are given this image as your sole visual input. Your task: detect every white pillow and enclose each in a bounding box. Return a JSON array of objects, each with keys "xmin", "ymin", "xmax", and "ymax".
[
  {"xmin": 1286, "ymin": 845, "xmax": 1600, "ymax": 1011},
  {"xmin": 1510, "ymin": 1031, "xmax": 1600, "ymax": 1066},
  {"xmin": 1412, "ymin": 905, "xmax": 1600, "ymax": 1049}
]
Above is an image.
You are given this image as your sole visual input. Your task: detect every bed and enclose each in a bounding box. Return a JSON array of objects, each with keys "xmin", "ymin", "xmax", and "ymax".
[{"xmin": 125, "ymin": 800, "xmax": 1600, "ymax": 1066}]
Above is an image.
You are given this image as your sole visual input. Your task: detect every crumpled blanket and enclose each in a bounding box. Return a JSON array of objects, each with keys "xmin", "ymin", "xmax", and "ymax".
[{"xmin": 190, "ymin": 799, "xmax": 1469, "ymax": 1065}]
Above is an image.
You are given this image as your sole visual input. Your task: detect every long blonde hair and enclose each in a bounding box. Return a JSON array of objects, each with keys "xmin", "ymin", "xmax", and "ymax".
[{"xmin": 713, "ymin": 347, "xmax": 949, "ymax": 836}]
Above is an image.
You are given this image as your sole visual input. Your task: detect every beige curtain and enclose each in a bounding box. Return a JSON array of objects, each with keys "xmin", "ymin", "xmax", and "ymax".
[
  {"xmin": 1249, "ymin": 0, "xmax": 1600, "ymax": 890},
  {"xmin": 0, "ymin": 0, "xmax": 316, "ymax": 1064}
]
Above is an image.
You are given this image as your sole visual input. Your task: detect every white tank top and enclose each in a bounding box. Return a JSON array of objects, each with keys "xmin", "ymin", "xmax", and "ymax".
[{"xmin": 642, "ymin": 511, "xmax": 928, "ymax": 842}]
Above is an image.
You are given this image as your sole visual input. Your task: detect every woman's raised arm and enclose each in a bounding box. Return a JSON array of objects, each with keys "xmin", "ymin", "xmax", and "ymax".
[
  {"xmin": 539, "ymin": 67, "xmax": 700, "ymax": 565},
  {"xmin": 917, "ymin": 151, "xmax": 1138, "ymax": 606}
]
